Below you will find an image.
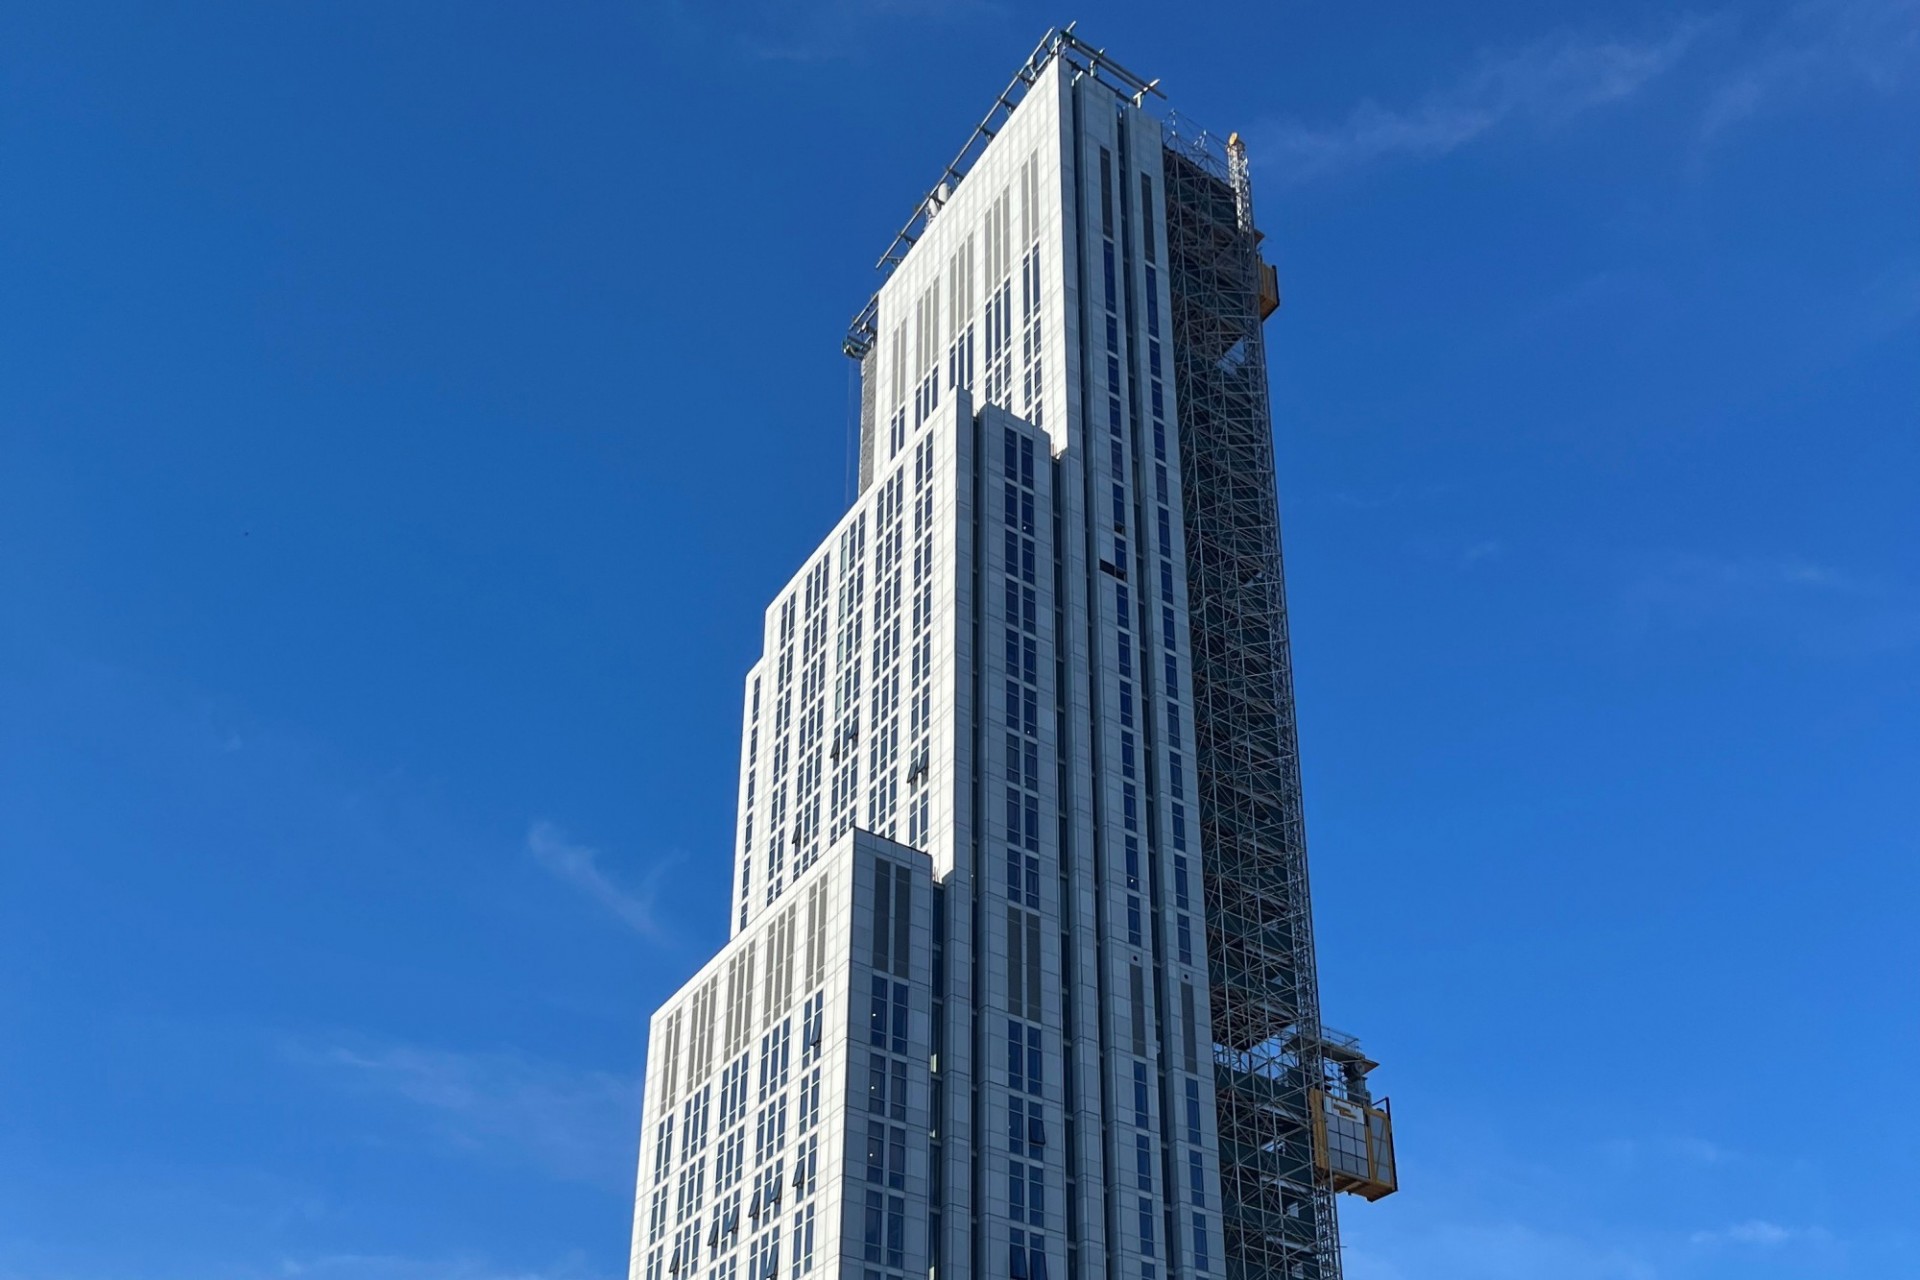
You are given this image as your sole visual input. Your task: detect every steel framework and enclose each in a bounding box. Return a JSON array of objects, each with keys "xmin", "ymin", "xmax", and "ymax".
[{"xmin": 1162, "ymin": 129, "xmax": 1343, "ymax": 1280}]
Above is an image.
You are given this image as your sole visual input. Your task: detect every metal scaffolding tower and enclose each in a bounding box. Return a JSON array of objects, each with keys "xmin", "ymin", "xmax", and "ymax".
[{"xmin": 1162, "ymin": 128, "xmax": 1344, "ymax": 1280}]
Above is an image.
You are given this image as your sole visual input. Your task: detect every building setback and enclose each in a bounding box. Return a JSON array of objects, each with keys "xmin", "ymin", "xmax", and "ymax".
[{"xmin": 631, "ymin": 28, "xmax": 1396, "ymax": 1280}]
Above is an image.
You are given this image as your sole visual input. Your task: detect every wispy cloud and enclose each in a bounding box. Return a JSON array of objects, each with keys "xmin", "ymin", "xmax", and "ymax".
[
  {"xmin": 1346, "ymin": 1219, "xmax": 1658, "ymax": 1280},
  {"xmin": 287, "ymin": 1037, "xmax": 641, "ymax": 1187},
  {"xmin": 1703, "ymin": 0, "xmax": 1920, "ymax": 137},
  {"xmin": 1255, "ymin": 0, "xmax": 1918, "ymax": 181},
  {"xmin": 1408, "ymin": 534, "xmax": 1506, "ymax": 571},
  {"xmin": 275, "ymin": 1256, "xmax": 610, "ymax": 1280},
  {"xmin": 527, "ymin": 821, "xmax": 676, "ymax": 942},
  {"xmin": 1620, "ymin": 552, "xmax": 1904, "ymax": 644},
  {"xmin": 1256, "ymin": 19, "xmax": 1709, "ymax": 179},
  {"xmin": 1619, "ymin": 552, "xmax": 1920, "ymax": 655},
  {"xmin": 1458, "ymin": 539, "xmax": 1505, "ymax": 569},
  {"xmin": 1598, "ymin": 1133, "xmax": 1733, "ymax": 1173},
  {"xmin": 1328, "ymin": 481, "xmax": 1458, "ymax": 511},
  {"xmin": 1671, "ymin": 1134, "xmax": 1730, "ymax": 1165},
  {"xmin": 1688, "ymin": 1218, "xmax": 1832, "ymax": 1248}
]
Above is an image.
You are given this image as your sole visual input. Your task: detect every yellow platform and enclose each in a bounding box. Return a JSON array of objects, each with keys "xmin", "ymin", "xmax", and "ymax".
[{"xmin": 1310, "ymin": 1088, "xmax": 1398, "ymax": 1201}]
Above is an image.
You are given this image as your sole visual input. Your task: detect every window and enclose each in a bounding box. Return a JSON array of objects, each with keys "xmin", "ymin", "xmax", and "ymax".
[
  {"xmin": 648, "ymin": 1187, "xmax": 669, "ymax": 1244},
  {"xmin": 716, "ymin": 1128, "xmax": 745, "ymax": 1191},
  {"xmin": 1008, "ymin": 1021, "xmax": 1043, "ymax": 1096},
  {"xmin": 720, "ymin": 1055, "xmax": 750, "ymax": 1130},
  {"xmin": 797, "ymin": 1067, "xmax": 821, "ymax": 1133},
  {"xmin": 758, "ymin": 1021, "xmax": 791, "ymax": 1102},
  {"xmin": 863, "ymin": 1191, "xmax": 906, "ymax": 1269},
  {"xmin": 1009, "ymin": 1097, "xmax": 1046, "ymax": 1156},
  {"xmin": 888, "ymin": 1196, "xmax": 906, "ymax": 1269},
  {"xmin": 792, "ymin": 1204, "xmax": 816, "ymax": 1276},
  {"xmin": 1011, "ymin": 1232, "xmax": 1047, "ymax": 1280},
  {"xmin": 754, "ymin": 1095, "xmax": 787, "ymax": 1164},
  {"xmin": 1010, "ymin": 1160, "xmax": 1044, "ymax": 1227},
  {"xmin": 865, "ymin": 1121, "xmax": 907, "ymax": 1189},
  {"xmin": 680, "ymin": 1087, "xmax": 712, "ymax": 1159},
  {"xmin": 864, "ymin": 1192, "xmax": 884, "ymax": 1263},
  {"xmin": 800, "ymin": 992, "xmax": 824, "ymax": 1061},
  {"xmin": 673, "ymin": 1156, "xmax": 705, "ymax": 1223},
  {"xmin": 872, "ymin": 861, "xmax": 894, "ymax": 972},
  {"xmin": 749, "ymin": 1161, "xmax": 785, "ymax": 1226},
  {"xmin": 869, "ymin": 976, "xmax": 910, "ymax": 1054},
  {"xmin": 794, "ymin": 1133, "xmax": 818, "ymax": 1198},
  {"xmin": 748, "ymin": 1227, "xmax": 781, "ymax": 1280},
  {"xmin": 653, "ymin": 1117, "xmax": 675, "ymax": 1177},
  {"xmin": 868, "ymin": 1054, "xmax": 908, "ymax": 1120}
]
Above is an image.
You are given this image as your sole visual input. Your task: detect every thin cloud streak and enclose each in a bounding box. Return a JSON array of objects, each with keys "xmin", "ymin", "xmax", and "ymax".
[
  {"xmin": 1345, "ymin": 1219, "xmax": 1659, "ymax": 1280},
  {"xmin": 1458, "ymin": 539, "xmax": 1504, "ymax": 569},
  {"xmin": 527, "ymin": 821, "xmax": 675, "ymax": 942},
  {"xmin": 1598, "ymin": 1133, "xmax": 1732, "ymax": 1170},
  {"xmin": 1688, "ymin": 1219, "xmax": 1832, "ymax": 1248},
  {"xmin": 1619, "ymin": 553, "xmax": 1920, "ymax": 656},
  {"xmin": 288, "ymin": 1036, "xmax": 642, "ymax": 1188},
  {"xmin": 274, "ymin": 1253, "xmax": 610, "ymax": 1280},
  {"xmin": 1251, "ymin": 0, "xmax": 1919, "ymax": 181},
  {"xmin": 1255, "ymin": 19, "xmax": 1709, "ymax": 180},
  {"xmin": 1703, "ymin": 0, "xmax": 1920, "ymax": 137}
]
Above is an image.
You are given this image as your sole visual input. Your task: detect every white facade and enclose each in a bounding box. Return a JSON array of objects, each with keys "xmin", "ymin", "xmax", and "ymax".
[
  {"xmin": 639, "ymin": 50, "xmax": 1238, "ymax": 1280},
  {"xmin": 633, "ymin": 831, "xmax": 936, "ymax": 1280}
]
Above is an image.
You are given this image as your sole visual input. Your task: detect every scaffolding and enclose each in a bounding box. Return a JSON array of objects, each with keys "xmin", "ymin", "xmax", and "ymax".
[{"xmin": 1162, "ymin": 129, "xmax": 1345, "ymax": 1280}]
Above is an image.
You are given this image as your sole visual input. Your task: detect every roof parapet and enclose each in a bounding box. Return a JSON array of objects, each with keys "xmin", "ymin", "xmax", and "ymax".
[{"xmin": 843, "ymin": 24, "xmax": 1166, "ymax": 358}]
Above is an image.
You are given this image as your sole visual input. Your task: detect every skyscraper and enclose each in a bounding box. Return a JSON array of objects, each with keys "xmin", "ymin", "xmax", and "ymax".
[{"xmin": 630, "ymin": 28, "xmax": 1397, "ymax": 1280}]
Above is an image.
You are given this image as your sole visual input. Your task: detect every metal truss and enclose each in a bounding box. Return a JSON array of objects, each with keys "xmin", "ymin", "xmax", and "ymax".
[{"xmin": 1163, "ymin": 129, "xmax": 1344, "ymax": 1280}]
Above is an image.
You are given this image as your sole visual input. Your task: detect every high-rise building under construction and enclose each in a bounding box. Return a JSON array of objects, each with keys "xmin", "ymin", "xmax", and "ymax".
[{"xmin": 630, "ymin": 27, "xmax": 1397, "ymax": 1280}]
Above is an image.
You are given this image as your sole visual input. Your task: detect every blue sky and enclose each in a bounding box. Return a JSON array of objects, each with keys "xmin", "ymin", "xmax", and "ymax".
[{"xmin": 2, "ymin": 2, "xmax": 1915, "ymax": 1278}]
